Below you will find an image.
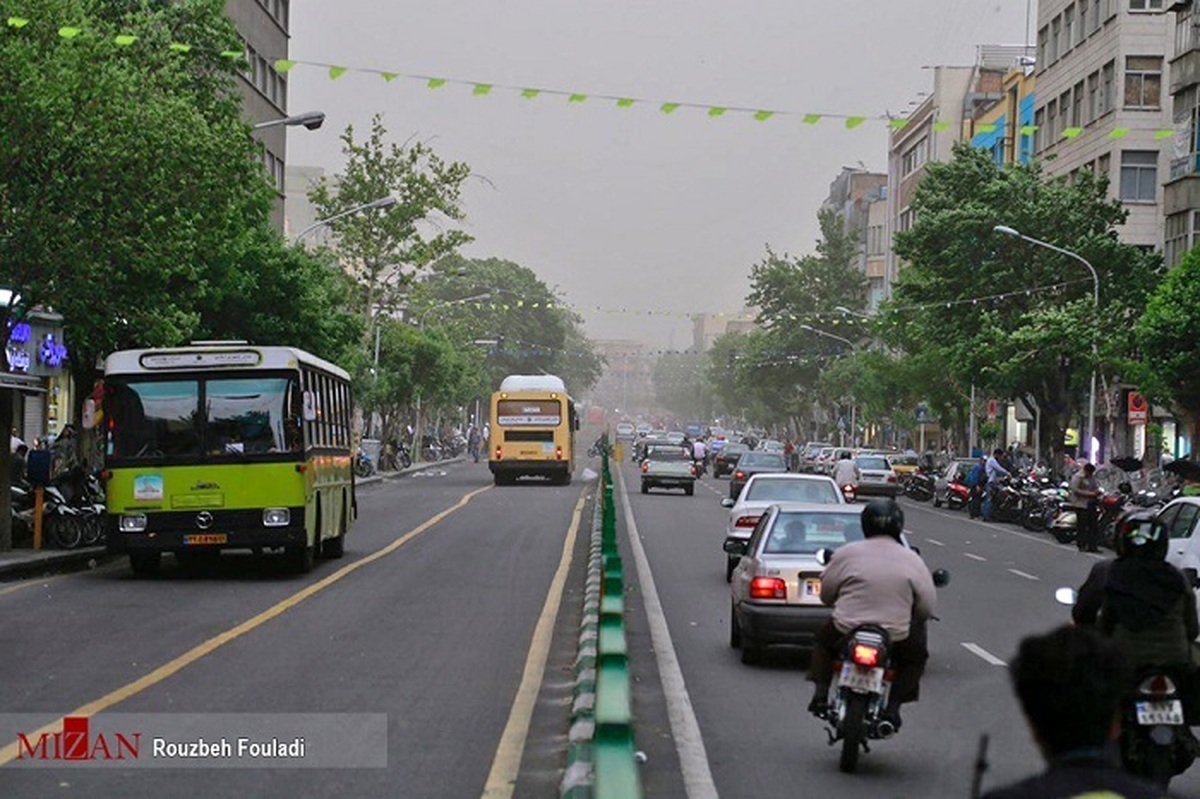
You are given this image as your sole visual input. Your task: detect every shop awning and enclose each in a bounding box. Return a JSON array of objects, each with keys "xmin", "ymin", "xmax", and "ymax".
[{"xmin": 0, "ymin": 373, "xmax": 45, "ymax": 394}]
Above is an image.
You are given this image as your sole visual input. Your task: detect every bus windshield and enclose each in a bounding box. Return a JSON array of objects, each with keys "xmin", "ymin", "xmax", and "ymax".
[{"xmin": 107, "ymin": 375, "xmax": 302, "ymax": 461}]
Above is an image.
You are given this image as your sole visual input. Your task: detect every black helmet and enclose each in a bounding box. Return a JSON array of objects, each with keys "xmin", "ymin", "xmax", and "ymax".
[
  {"xmin": 1115, "ymin": 509, "xmax": 1167, "ymax": 560},
  {"xmin": 862, "ymin": 498, "xmax": 904, "ymax": 541}
]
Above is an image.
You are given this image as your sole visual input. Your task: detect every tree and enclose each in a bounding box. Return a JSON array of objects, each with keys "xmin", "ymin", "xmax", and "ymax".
[
  {"xmin": 307, "ymin": 116, "xmax": 473, "ymax": 328},
  {"xmin": 882, "ymin": 143, "xmax": 1160, "ymax": 463},
  {"xmin": 1135, "ymin": 247, "xmax": 1200, "ymax": 448}
]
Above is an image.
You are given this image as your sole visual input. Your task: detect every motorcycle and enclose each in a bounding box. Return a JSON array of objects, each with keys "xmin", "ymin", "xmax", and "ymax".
[
  {"xmin": 816, "ymin": 553, "xmax": 950, "ymax": 773},
  {"xmin": 353, "ymin": 448, "xmax": 376, "ymax": 478},
  {"xmin": 903, "ymin": 470, "xmax": 935, "ymax": 503},
  {"xmin": 945, "ymin": 480, "xmax": 970, "ymax": 511},
  {"xmin": 1055, "ymin": 587, "xmax": 1196, "ymax": 786},
  {"xmin": 841, "ymin": 483, "xmax": 857, "ymax": 503}
]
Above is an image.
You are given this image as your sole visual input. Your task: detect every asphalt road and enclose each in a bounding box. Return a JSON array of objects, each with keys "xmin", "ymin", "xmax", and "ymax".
[
  {"xmin": 616, "ymin": 458, "xmax": 1200, "ymax": 799},
  {"xmin": 6, "ymin": 455, "xmax": 1200, "ymax": 798},
  {"xmin": 0, "ymin": 461, "xmax": 596, "ymax": 798}
]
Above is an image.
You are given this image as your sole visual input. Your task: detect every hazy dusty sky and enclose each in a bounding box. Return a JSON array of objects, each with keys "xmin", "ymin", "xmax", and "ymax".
[{"xmin": 287, "ymin": 1, "xmax": 1028, "ymax": 349}]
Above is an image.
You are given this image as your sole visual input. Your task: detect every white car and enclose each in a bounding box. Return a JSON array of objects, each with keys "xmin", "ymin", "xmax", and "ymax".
[
  {"xmin": 853, "ymin": 454, "xmax": 901, "ymax": 497},
  {"xmin": 720, "ymin": 473, "xmax": 844, "ymax": 581},
  {"xmin": 615, "ymin": 422, "xmax": 636, "ymax": 441}
]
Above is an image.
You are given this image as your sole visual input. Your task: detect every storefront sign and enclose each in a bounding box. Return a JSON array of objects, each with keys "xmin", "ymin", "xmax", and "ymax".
[
  {"xmin": 1128, "ymin": 391, "xmax": 1148, "ymax": 425},
  {"xmin": 5, "ymin": 313, "xmax": 67, "ymax": 377}
]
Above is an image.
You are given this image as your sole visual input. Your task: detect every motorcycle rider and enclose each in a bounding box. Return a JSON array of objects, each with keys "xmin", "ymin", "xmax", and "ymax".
[
  {"xmin": 983, "ymin": 448, "xmax": 1012, "ymax": 522},
  {"xmin": 691, "ymin": 436, "xmax": 707, "ymax": 477},
  {"xmin": 982, "ymin": 625, "xmax": 1175, "ymax": 799},
  {"xmin": 807, "ymin": 499, "xmax": 938, "ymax": 728},
  {"xmin": 831, "ymin": 452, "xmax": 860, "ymax": 493},
  {"xmin": 1072, "ymin": 510, "xmax": 1199, "ymax": 725}
]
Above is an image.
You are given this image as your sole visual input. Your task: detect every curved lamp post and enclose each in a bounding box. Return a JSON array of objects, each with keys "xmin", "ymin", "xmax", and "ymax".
[
  {"xmin": 801, "ymin": 324, "xmax": 858, "ymax": 445},
  {"xmin": 253, "ymin": 111, "xmax": 326, "ymax": 131},
  {"xmin": 994, "ymin": 225, "xmax": 1099, "ymax": 464},
  {"xmin": 294, "ymin": 195, "xmax": 397, "ymax": 244}
]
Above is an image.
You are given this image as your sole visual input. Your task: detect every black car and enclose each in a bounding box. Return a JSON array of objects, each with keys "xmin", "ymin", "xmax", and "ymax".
[
  {"xmin": 712, "ymin": 442, "xmax": 750, "ymax": 478},
  {"xmin": 729, "ymin": 451, "xmax": 789, "ymax": 500}
]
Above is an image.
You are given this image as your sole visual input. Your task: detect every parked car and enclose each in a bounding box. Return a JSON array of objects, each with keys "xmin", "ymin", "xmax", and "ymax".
[
  {"xmin": 800, "ymin": 442, "xmax": 834, "ymax": 473},
  {"xmin": 712, "ymin": 442, "xmax": 751, "ymax": 478},
  {"xmin": 729, "ymin": 451, "xmax": 790, "ymax": 500},
  {"xmin": 1158, "ymin": 497, "xmax": 1200, "ymax": 580},
  {"xmin": 934, "ymin": 458, "xmax": 979, "ymax": 508},
  {"xmin": 720, "ymin": 474, "xmax": 844, "ymax": 580},
  {"xmin": 853, "ymin": 454, "xmax": 901, "ymax": 498}
]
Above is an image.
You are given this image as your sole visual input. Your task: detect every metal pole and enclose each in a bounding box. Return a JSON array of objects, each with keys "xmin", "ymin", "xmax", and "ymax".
[{"xmin": 969, "ymin": 384, "xmax": 977, "ymax": 456}]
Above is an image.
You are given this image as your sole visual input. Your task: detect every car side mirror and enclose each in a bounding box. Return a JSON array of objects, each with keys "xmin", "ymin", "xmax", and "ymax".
[
  {"xmin": 932, "ymin": 568, "xmax": 950, "ymax": 588},
  {"xmin": 720, "ymin": 497, "xmax": 735, "ymax": 508},
  {"xmin": 815, "ymin": 547, "xmax": 832, "ymax": 566},
  {"xmin": 723, "ymin": 539, "xmax": 748, "ymax": 556}
]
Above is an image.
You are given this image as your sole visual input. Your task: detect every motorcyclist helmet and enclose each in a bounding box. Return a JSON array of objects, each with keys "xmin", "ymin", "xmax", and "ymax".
[
  {"xmin": 1114, "ymin": 509, "xmax": 1167, "ymax": 560},
  {"xmin": 861, "ymin": 498, "xmax": 904, "ymax": 541}
]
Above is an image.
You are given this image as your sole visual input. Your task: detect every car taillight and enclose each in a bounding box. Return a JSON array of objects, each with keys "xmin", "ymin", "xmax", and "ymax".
[
  {"xmin": 852, "ymin": 644, "xmax": 880, "ymax": 667},
  {"xmin": 641, "ymin": 462, "xmax": 649, "ymax": 473},
  {"xmin": 556, "ymin": 446, "xmax": 563, "ymax": 461},
  {"xmin": 735, "ymin": 515, "xmax": 761, "ymax": 528},
  {"xmin": 887, "ymin": 475, "xmax": 897, "ymax": 483},
  {"xmin": 749, "ymin": 577, "xmax": 786, "ymax": 599},
  {"xmin": 1138, "ymin": 674, "xmax": 1177, "ymax": 698},
  {"xmin": 494, "ymin": 446, "xmax": 502, "ymax": 460},
  {"xmin": 734, "ymin": 471, "xmax": 746, "ymax": 481}
]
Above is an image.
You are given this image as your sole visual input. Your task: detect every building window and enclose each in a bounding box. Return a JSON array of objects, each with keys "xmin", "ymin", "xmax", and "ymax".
[
  {"xmin": 898, "ymin": 207, "xmax": 916, "ymax": 232},
  {"xmin": 1038, "ymin": 26, "xmax": 1048, "ymax": 66},
  {"xmin": 1166, "ymin": 211, "xmax": 1190, "ymax": 268},
  {"xmin": 1080, "ymin": 2, "xmax": 1088, "ymax": 38},
  {"xmin": 1059, "ymin": 90, "xmax": 1072, "ymax": 135},
  {"xmin": 1034, "ymin": 107, "xmax": 1046, "ymax": 153},
  {"xmin": 1092, "ymin": 0, "xmax": 1103, "ymax": 32},
  {"xmin": 1170, "ymin": 86, "xmax": 1200, "ymax": 180},
  {"xmin": 1177, "ymin": 7, "xmax": 1199, "ymax": 56},
  {"xmin": 1119, "ymin": 150, "xmax": 1158, "ymax": 202},
  {"xmin": 1050, "ymin": 16, "xmax": 1062, "ymax": 62},
  {"xmin": 1124, "ymin": 57, "xmax": 1162, "ymax": 110},
  {"xmin": 901, "ymin": 137, "xmax": 928, "ymax": 176},
  {"xmin": 1129, "ymin": 0, "xmax": 1164, "ymax": 10},
  {"xmin": 1100, "ymin": 0, "xmax": 1113, "ymax": 20},
  {"xmin": 1087, "ymin": 72, "xmax": 1099, "ymax": 123},
  {"xmin": 1101, "ymin": 60, "xmax": 1115, "ymax": 114},
  {"xmin": 1065, "ymin": 4, "xmax": 1077, "ymax": 49},
  {"xmin": 1047, "ymin": 100, "xmax": 1059, "ymax": 144},
  {"xmin": 1072, "ymin": 81, "xmax": 1084, "ymax": 127},
  {"xmin": 1098, "ymin": 152, "xmax": 1111, "ymax": 182}
]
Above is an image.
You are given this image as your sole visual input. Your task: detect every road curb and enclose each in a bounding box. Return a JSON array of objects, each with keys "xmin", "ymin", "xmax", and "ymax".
[
  {"xmin": 0, "ymin": 546, "xmax": 112, "ymax": 581},
  {"xmin": 355, "ymin": 456, "xmax": 466, "ymax": 486}
]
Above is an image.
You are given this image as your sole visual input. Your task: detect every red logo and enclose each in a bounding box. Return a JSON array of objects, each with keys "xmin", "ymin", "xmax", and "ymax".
[{"xmin": 17, "ymin": 716, "xmax": 141, "ymax": 761}]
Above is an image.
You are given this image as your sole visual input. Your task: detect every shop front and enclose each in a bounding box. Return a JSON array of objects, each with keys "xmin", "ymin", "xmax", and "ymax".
[{"xmin": 5, "ymin": 309, "xmax": 70, "ymax": 447}]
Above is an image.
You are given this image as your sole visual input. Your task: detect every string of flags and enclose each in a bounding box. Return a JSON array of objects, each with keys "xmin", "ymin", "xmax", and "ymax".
[{"xmin": 3, "ymin": 15, "xmax": 1181, "ymax": 143}]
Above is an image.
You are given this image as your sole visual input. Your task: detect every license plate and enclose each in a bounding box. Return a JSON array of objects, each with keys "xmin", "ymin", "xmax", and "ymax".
[
  {"xmin": 183, "ymin": 534, "xmax": 227, "ymax": 545},
  {"xmin": 803, "ymin": 578, "xmax": 822, "ymax": 597},
  {"xmin": 1136, "ymin": 700, "xmax": 1184, "ymax": 725},
  {"xmin": 839, "ymin": 662, "xmax": 884, "ymax": 693}
]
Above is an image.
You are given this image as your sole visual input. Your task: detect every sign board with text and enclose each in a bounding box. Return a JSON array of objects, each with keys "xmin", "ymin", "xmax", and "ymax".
[{"xmin": 1128, "ymin": 391, "xmax": 1148, "ymax": 424}]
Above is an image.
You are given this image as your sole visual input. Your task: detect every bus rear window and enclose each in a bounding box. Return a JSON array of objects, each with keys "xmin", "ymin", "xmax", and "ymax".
[
  {"xmin": 497, "ymin": 400, "xmax": 561, "ymax": 426},
  {"xmin": 504, "ymin": 431, "xmax": 555, "ymax": 442}
]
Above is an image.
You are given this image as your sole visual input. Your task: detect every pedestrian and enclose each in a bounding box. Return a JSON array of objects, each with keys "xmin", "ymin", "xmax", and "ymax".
[
  {"xmin": 966, "ymin": 456, "xmax": 987, "ymax": 519},
  {"xmin": 1069, "ymin": 461, "xmax": 1102, "ymax": 553},
  {"xmin": 783, "ymin": 439, "xmax": 796, "ymax": 472},
  {"xmin": 983, "ymin": 449, "xmax": 1012, "ymax": 522},
  {"xmin": 981, "ymin": 625, "xmax": 1175, "ymax": 799},
  {"xmin": 11, "ymin": 443, "xmax": 28, "ymax": 484},
  {"xmin": 467, "ymin": 425, "xmax": 482, "ymax": 463}
]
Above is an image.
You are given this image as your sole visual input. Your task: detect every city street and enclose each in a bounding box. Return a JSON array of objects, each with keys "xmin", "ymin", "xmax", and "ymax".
[{"xmin": 4, "ymin": 457, "xmax": 1200, "ymax": 797}]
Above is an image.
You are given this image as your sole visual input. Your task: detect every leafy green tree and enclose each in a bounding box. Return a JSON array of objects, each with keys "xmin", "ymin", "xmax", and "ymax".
[
  {"xmin": 882, "ymin": 143, "xmax": 1160, "ymax": 462},
  {"xmin": 1135, "ymin": 248, "xmax": 1200, "ymax": 447},
  {"xmin": 307, "ymin": 116, "xmax": 473, "ymax": 327}
]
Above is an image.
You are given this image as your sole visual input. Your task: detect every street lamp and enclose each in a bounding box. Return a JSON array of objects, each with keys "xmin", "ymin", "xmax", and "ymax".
[
  {"xmin": 994, "ymin": 224, "xmax": 1100, "ymax": 464},
  {"xmin": 253, "ymin": 111, "xmax": 326, "ymax": 131},
  {"xmin": 294, "ymin": 195, "xmax": 397, "ymax": 244},
  {"xmin": 800, "ymin": 324, "xmax": 858, "ymax": 445}
]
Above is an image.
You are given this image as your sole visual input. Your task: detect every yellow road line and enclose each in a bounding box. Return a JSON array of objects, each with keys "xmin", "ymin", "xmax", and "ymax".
[
  {"xmin": 0, "ymin": 485, "xmax": 492, "ymax": 766},
  {"xmin": 481, "ymin": 489, "xmax": 587, "ymax": 799}
]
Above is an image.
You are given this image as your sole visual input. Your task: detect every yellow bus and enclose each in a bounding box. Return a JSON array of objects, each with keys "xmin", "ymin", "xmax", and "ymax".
[
  {"xmin": 101, "ymin": 343, "xmax": 354, "ymax": 575},
  {"xmin": 488, "ymin": 375, "xmax": 578, "ymax": 486}
]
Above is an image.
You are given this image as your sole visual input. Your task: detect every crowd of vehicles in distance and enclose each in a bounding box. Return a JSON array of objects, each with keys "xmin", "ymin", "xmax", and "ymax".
[
  {"xmin": 488, "ymin": 374, "xmax": 579, "ymax": 486},
  {"xmin": 720, "ymin": 473, "xmax": 844, "ymax": 580},
  {"xmin": 640, "ymin": 443, "xmax": 697, "ymax": 496},
  {"xmin": 102, "ymin": 342, "xmax": 353, "ymax": 575}
]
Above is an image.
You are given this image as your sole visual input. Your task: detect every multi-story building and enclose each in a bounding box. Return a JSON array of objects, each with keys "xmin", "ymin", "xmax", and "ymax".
[
  {"xmin": 970, "ymin": 67, "xmax": 1038, "ymax": 165},
  {"xmin": 1165, "ymin": 0, "xmax": 1200, "ymax": 266},
  {"xmin": 1032, "ymin": 0, "xmax": 1171, "ymax": 249},
  {"xmin": 691, "ymin": 311, "xmax": 757, "ymax": 353},
  {"xmin": 820, "ymin": 168, "xmax": 888, "ymax": 304},
  {"xmin": 227, "ymin": 0, "xmax": 291, "ymax": 232}
]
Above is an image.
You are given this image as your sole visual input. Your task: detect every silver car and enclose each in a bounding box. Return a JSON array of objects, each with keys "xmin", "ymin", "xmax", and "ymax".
[
  {"xmin": 854, "ymin": 454, "xmax": 901, "ymax": 497},
  {"xmin": 726, "ymin": 503, "xmax": 869, "ymax": 664},
  {"xmin": 720, "ymin": 474, "xmax": 844, "ymax": 581}
]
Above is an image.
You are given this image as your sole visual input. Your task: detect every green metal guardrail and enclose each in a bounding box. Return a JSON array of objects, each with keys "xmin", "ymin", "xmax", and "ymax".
[{"xmin": 561, "ymin": 450, "xmax": 641, "ymax": 799}]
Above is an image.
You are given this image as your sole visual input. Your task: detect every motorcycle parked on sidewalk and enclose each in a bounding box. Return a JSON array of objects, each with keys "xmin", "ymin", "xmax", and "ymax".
[
  {"xmin": 353, "ymin": 448, "xmax": 376, "ymax": 478},
  {"xmin": 1055, "ymin": 587, "xmax": 1197, "ymax": 786},
  {"xmin": 903, "ymin": 470, "xmax": 935, "ymax": 503}
]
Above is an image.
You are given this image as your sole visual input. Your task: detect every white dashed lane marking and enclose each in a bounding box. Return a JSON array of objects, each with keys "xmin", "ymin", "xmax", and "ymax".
[
  {"xmin": 1007, "ymin": 568, "xmax": 1039, "ymax": 581},
  {"xmin": 963, "ymin": 553, "xmax": 987, "ymax": 562},
  {"xmin": 962, "ymin": 642, "xmax": 1008, "ymax": 666},
  {"xmin": 924, "ymin": 538, "xmax": 945, "ymax": 547}
]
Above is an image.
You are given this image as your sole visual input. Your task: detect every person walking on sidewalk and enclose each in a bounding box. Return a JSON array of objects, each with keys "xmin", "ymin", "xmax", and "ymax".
[{"xmin": 1070, "ymin": 462, "xmax": 1102, "ymax": 553}]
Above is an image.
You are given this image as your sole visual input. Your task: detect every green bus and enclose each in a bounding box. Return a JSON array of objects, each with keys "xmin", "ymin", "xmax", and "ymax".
[{"xmin": 102, "ymin": 343, "xmax": 355, "ymax": 575}]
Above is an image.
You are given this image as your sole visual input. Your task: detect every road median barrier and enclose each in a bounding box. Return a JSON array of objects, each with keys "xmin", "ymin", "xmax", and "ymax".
[{"xmin": 561, "ymin": 449, "xmax": 641, "ymax": 799}]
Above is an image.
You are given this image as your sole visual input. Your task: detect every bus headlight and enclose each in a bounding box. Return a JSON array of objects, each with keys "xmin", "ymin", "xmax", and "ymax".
[
  {"xmin": 263, "ymin": 508, "xmax": 290, "ymax": 527},
  {"xmin": 119, "ymin": 514, "xmax": 147, "ymax": 532}
]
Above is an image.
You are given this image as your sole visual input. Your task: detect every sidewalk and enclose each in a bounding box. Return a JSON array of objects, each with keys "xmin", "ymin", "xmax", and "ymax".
[{"xmin": 0, "ymin": 456, "xmax": 467, "ymax": 580}]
